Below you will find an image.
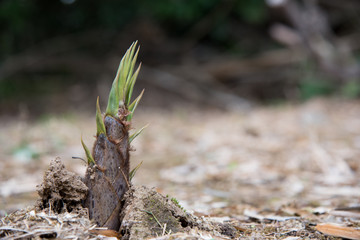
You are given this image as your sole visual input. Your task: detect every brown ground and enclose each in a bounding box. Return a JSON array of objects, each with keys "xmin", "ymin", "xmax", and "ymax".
[{"xmin": 1, "ymin": 98, "xmax": 360, "ymax": 239}]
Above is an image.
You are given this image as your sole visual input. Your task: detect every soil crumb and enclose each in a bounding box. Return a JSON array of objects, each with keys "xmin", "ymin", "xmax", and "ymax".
[
  {"xmin": 119, "ymin": 186, "xmax": 238, "ymax": 239},
  {"xmin": 36, "ymin": 158, "xmax": 88, "ymax": 213}
]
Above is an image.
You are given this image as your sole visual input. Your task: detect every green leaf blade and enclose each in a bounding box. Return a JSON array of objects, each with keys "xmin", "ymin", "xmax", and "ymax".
[
  {"xmin": 118, "ymin": 48, "xmax": 131, "ymax": 103},
  {"xmin": 96, "ymin": 97, "xmax": 106, "ymax": 136},
  {"xmin": 127, "ymin": 42, "xmax": 139, "ymax": 81},
  {"xmin": 127, "ymin": 89, "xmax": 144, "ymax": 121},
  {"xmin": 106, "ymin": 41, "xmax": 140, "ymax": 115},
  {"xmin": 129, "ymin": 161, "xmax": 143, "ymax": 181},
  {"xmin": 106, "ymin": 76, "xmax": 120, "ymax": 117},
  {"xmin": 81, "ymin": 136, "xmax": 95, "ymax": 165},
  {"xmin": 129, "ymin": 124, "xmax": 148, "ymax": 143},
  {"xmin": 125, "ymin": 45, "xmax": 140, "ymax": 104},
  {"xmin": 125, "ymin": 63, "xmax": 142, "ymax": 106}
]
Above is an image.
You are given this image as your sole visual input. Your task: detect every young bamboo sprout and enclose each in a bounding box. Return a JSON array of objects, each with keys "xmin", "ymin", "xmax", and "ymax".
[{"xmin": 82, "ymin": 42, "xmax": 144, "ymax": 230}]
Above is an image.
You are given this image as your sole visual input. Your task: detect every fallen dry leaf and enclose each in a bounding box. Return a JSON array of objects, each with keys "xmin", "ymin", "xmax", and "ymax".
[
  {"xmin": 315, "ymin": 223, "xmax": 360, "ymax": 240},
  {"xmin": 89, "ymin": 229, "xmax": 121, "ymax": 239}
]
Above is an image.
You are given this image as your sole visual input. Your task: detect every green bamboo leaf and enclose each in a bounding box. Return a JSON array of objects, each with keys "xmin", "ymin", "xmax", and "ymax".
[
  {"xmin": 96, "ymin": 96, "xmax": 106, "ymax": 136},
  {"xmin": 117, "ymin": 52, "xmax": 128, "ymax": 107},
  {"xmin": 129, "ymin": 124, "xmax": 148, "ymax": 143},
  {"xmin": 106, "ymin": 42, "xmax": 140, "ymax": 117},
  {"xmin": 106, "ymin": 73, "xmax": 120, "ymax": 117},
  {"xmin": 105, "ymin": 42, "xmax": 141, "ymax": 118},
  {"xmin": 81, "ymin": 136, "xmax": 95, "ymax": 165},
  {"xmin": 127, "ymin": 89, "xmax": 144, "ymax": 121},
  {"xmin": 125, "ymin": 63, "xmax": 141, "ymax": 106},
  {"xmin": 106, "ymin": 44, "xmax": 131, "ymax": 116},
  {"xmin": 124, "ymin": 45, "xmax": 139, "ymax": 103},
  {"xmin": 127, "ymin": 41, "xmax": 139, "ymax": 82},
  {"xmin": 119, "ymin": 45, "xmax": 133, "ymax": 102},
  {"xmin": 129, "ymin": 161, "xmax": 143, "ymax": 181}
]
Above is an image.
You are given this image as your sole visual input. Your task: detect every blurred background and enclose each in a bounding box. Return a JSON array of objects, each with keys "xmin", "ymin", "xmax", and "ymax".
[
  {"xmin": 1, "ymin": 0, "xmax": 360, "ymax": 218},
  {"xmin": 1, "ymin": 0, "xmax": 360, "ymax": 115}
]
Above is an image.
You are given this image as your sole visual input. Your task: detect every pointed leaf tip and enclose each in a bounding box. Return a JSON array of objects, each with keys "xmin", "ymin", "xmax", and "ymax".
[
  {"xmin": 119, "ymin": 45, "xmax": 133, "ymax": 104},
  {"xmin": 96, "ymin": 97, "xmax": 106, "ymax": 136},
  {"xmin": 125, "ymin": 63, "xmax": 142, "ymax": 106},
  {"xmin": 121, "ymin": 42, "xmax": 139, "ymax": 104},
  {"xmin": 130, "ymin": 161, "xmax": 143, "ymax": 181},
  {"xmin": 106, "ymin": 42, "xmax": 141, "ymax": 117},
  {"xmin": 127, "ymin": 89, "xmax": 144, "ymax": 121},
  {"xmin": 81, "ymin": 136, "xmax": 95, "ymax": 165},
  {"xmin": 129, "ymin": 124, "xmax": 148, "ymax": 143},
  {"xmin": 106, "ymin": 76, "xmax": 120, "ymax": 117}
]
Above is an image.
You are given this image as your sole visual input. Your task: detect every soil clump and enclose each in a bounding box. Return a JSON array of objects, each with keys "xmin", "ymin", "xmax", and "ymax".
[
  {"xmin": 120, "ymin": 185, "xmax": 237, "ymax": 239},
  {"xmin": 36, "ymin": 158, "xmax": 88, "ymax": 213}
]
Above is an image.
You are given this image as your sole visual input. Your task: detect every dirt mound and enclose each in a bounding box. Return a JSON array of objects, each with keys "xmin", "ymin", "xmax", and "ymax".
[
  {"xmin": 26, "ymin": 158, "xmax": 237, "ymax": 239},
  {"xmin": 120, "ymin": 185, "xmax": 237, "ymax": 239},
  {"xmin": 36, "ymin": 158, "xmax": 88, "ymax": 213},
  {"xmin": 6, "ymin": 157, "xmax": 350, "ymax": 239}
]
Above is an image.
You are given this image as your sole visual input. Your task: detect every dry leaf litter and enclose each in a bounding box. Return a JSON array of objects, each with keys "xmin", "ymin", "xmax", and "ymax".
[{"xmin": 1, "ymin": 98, "xmax": 360, "ymax": 239}]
